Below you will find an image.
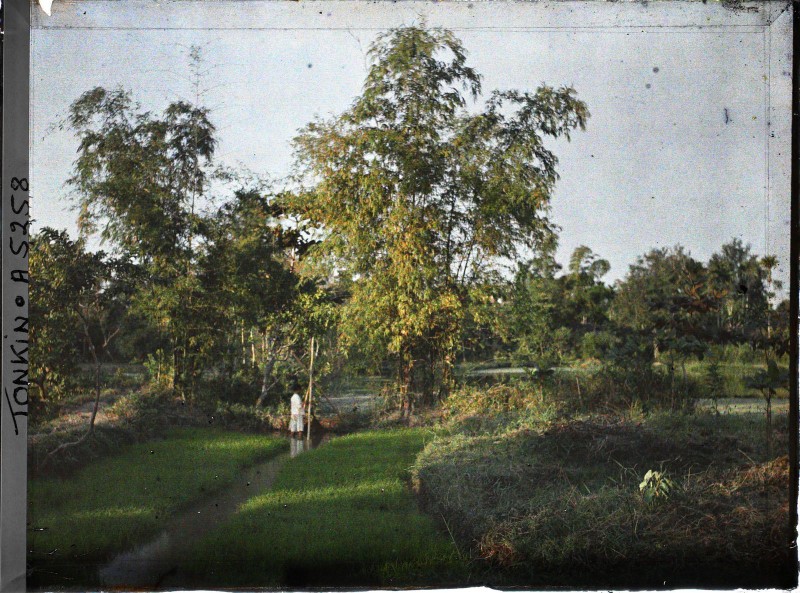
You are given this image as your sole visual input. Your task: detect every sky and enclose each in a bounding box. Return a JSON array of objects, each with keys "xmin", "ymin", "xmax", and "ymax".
[{"xmin": 30, "ymin": 0, "xmax": 793, "ymax": 291}]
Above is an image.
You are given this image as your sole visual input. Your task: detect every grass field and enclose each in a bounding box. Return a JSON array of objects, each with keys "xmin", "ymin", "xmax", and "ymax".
[
  {"xmin": 179, "ymin": 429, "xmax": 468, "ymax": 587},
  {"xmin": 28, "ymin": 428, "xmax": 286, "ymax": 561}
]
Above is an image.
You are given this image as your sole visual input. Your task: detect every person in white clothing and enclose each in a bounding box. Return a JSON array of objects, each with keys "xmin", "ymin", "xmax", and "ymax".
[{"xmin": 289, "ymin": 392, "xmax": 304, "ymax": 437}]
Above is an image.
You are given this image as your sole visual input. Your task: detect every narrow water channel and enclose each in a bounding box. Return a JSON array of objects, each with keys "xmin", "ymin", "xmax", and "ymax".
[
  {"xmin": 29, "ymin": 433, "xmax": 329, "ymax": 591},
  {"xmin": 99, "ymin": 433, "xmax": 329, "ymax": 589}
]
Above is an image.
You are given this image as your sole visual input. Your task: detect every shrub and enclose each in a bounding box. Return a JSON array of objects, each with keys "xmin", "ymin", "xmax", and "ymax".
[
  {"xmin": 443, "ymin": 382, "xmax": 554, "ymax": 419},
  {"xmin": 212, "ymin": 402, "xmax": 285, "ymax": 432},
  {"xmin": 580, "ymin": 330, "xmax": 618, "ymax": 361},
  {"xmin": 199, "ymin": 366, "xmax": 262, "ymax": 407}
]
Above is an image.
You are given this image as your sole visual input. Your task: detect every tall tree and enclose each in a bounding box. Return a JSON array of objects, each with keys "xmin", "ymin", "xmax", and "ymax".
[
  {"xmin": 707, "ymin": 238, "xmax": 770, "ymax": 344},
  {"xmin": 65, "ymin": 86, "xmax": 217, "ymax": 399},
  {"xmin": 563, "ymin": 245, "xmax": 613, "ymax": 331},
  {"xmin": 290, "ymin": 26, "xmax": 588, "ymax": 413},
  {"xmin": 611, "ymin": 246, "xmax": 712, "ymax": 356},
  {"xmin": 200, "ymin": 189, "xmax": 304, "ymax": 405}
]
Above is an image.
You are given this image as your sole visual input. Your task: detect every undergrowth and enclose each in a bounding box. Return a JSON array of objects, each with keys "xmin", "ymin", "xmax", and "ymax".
[{"xmin": 411, "ymin": 403, "xmax": 794, "ymax": 588}]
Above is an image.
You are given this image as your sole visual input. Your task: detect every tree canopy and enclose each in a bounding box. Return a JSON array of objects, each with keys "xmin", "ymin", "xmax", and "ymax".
[{"xmin": 290, "ymin": 26, "xmax": 589, "ymax": 410}]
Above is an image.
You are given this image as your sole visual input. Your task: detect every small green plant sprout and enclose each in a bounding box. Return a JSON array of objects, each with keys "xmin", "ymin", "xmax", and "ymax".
[
  {"xmin": 704, "ymin": 358, "xmax": 725, "ymax": 413},
  {"xmin": 745, "ymin": 358, "xmax": 788, "ymax": 457},
  {"xmin": 639, "ymin": 469, "xmax": 675, "ymax": 504}
]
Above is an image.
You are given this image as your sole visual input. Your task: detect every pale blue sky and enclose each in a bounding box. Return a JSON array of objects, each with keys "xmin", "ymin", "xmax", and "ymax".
[{"xmin": 30, "ymin": 1, "xmax": 792, "ymax": 290}]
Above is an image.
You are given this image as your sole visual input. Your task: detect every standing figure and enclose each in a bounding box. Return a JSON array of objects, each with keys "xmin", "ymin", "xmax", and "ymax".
[{"xmin": 289, "ymin": 391, "xmax": 304, "ymax": 437}]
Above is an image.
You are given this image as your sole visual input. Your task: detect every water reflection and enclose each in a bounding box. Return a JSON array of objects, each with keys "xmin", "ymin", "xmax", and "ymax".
[{"xmin": 290, "ymin": 436, "xmax": 304, "ymax": 457}]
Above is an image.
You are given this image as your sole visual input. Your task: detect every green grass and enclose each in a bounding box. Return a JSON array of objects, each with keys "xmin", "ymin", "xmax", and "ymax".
[
  {"xmin": 457, "ymin": 358, "xmax": 789, "ymax": 401},
  {"xmin": 28, "ymin": 428, "xmax": 286, "ymax": 560},
  {"xmin": 683, "ymin": 360, "xmax": 790, "ymax": 398},
  {"xmin": 180, "ymin": 429, "xmax": 468, "ymax": 587}
]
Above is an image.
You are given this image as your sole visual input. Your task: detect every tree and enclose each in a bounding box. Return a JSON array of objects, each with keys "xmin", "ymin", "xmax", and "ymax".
[
  {"xmin": 502, "ymin": 243, "xmax": 564, "ymax": 365},
  {"xmin": 707, "ymin": 238, "xmax": 770, "ymax": 345},
  {"xmin": 290, "ymin": 26, "xmax": 588, "ymax": 413},
  {"xmin": 745, "ymin": 358, "xmax": 788, "ymax": 456},
  {"xmin": 562, "ymin": 245, "xmax": 613, "ymax": 336},
  {"xmin": 610, "ymin": 246, "xmax": 717, "ymax": 405},
  {"xmin": 200, "ymin": 189, "xmax": 304, "ymax": 406},
  {"xmin": 65, "ymin": 86, "xmax": 218, "ymax": 399},
  {"xmin": 29, "ymin": 229, "xmax": 99, "ymax": 415},
  {"xmin": 30, "ymin": 228, "xmax": 133, "ymax": 462}
]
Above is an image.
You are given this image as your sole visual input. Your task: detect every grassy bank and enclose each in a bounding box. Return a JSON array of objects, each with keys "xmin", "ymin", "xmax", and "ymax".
[
  {"xmin": 29, "ymin": 387, "xmax": 292, "ymax": 478},
  {"xmin": 28, "ymin": 428, "xmax": 286, "ymax": 561},
  {"xmin": 179, "ymin": 429, "xmax": 468, "ymax": 587},
  {"xmin": 412, "ymin": 410, "xmax": 794, "ymax": 589}
]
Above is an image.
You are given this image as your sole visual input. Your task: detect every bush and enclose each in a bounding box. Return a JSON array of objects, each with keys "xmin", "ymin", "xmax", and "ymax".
[
  {"xmin": 581, "ymin": 330, "xmax": 618, "ymax": 360},
  {"xmin": 198, "ymin": 366, "xmax": 263, "ymax": 407},
  {"xmin": 443, "ymin": 382, "xmax": 554, "ymax": 418},
  {"xmin": 212, "ymin": 402, "xmax": 286, "ymax": 432},
  {"xmin": 109, "ymin": 385, "xmax": 183, "ymax": 430}
]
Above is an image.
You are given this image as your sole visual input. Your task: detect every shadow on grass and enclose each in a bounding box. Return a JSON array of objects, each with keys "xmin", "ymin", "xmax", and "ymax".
[
  {"xmin": 28, "ymin": 428, "xmax": 287, "ymax": 589},
  {"xmin": 177, "ymin": 429, "xmax": 470, "ymax": 588}
]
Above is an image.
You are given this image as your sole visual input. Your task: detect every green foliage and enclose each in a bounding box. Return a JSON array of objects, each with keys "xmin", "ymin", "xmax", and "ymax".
[
  {"xmin": 65, "ymin": 82, "xmax": 222, "ymax": 399},
  {"xmin": 745, "ymin": 358, "xmax": 789, "ymax": 455},
  {"xmin": 291, "ymin": 25, "xmax": 588, "ymax": 408},
  {"xmin": 67, "ymin": 87, "xmax": 215, "ymax": 260},
  {"xmin": 581, "ymin": 331, "xmax": 618, "ymax": 360},
  {"xmin": 212, "ymin": 402, "xmax": 285, "ymax": 432},
  {"xmin": 143, "ymin": 348, "xmax": 172, "ymax": 387},
  {"xmin": 29, "ymin": 228, "xmax": 133, "ymax": 421},
  {"xmin": 638, "ymin": 469, "xmax": 676, "ymax": 505},
  {"xmin": 200, "ymin": 366, "xmax": 263, "ymax": 407},
  {"xmin": 704, "ymin": 358, "xmax": 725, "ymax": 411},
  {"xmin": 707, "ymin": 238, "xmax": 770, "ymax": 343},
  {"xmin": 490, "ymin": 244, "xmax": 613, "ymax": 367},
  {"xmin": 64, "ymin": 58, "xmax": 306, "ymax": 403},
  {"xmin": 29, "ymin": 229, "xmax": 91, "ymax": 415}
]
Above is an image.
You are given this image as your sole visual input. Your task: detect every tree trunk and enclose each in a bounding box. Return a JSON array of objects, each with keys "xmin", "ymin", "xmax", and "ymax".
[
  {"xmin": 172, "ymin": 344, "xmax": 183, "ymax": 400},
  {"xmin": 399, "ymin": 347, "xmax": 413, "ymax": 420},
  {"xmin": 305, "ymin": 337, "xmax": 316, "ymax": 440},
  {"xmin": 89, "ymin": 357, "xmax": 102, "ymax": 432},
  {"xmin": 44, "ymin": 314, "xmax": 104, "ymax": 468},
  {"xmin": 241, "ymin": 321, "xmax": 246, "ymax": 368},
  {"xmin": 766, "ymin": 389, "xmax": 773, "ymax": 457},
  {"xmin": 256, "ymin": 333, "xmax": 278, "ymax": 408}
]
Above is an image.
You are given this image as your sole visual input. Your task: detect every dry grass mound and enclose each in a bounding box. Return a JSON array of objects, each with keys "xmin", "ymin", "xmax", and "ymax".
[{"xmin": 412, "ymin": 412, "xmax": 794, "ymax": 588}]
